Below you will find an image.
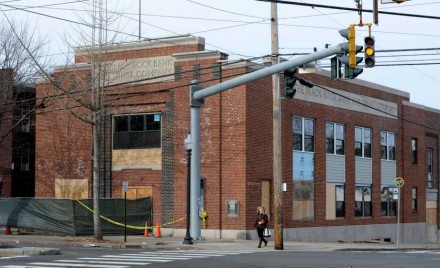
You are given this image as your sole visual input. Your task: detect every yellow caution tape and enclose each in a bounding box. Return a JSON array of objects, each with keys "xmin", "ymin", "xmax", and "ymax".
[{"xmin": 75, "ymin": 199, "xmax": 185, "ymax": 230}]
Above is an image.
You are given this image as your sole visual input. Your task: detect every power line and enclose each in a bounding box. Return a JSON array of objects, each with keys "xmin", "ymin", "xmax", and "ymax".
[
  {"xmin": 187, "ymin": 0, "xmax": 267, "ymax": 19},
  {"xmin": 0, "ymin": 56, "xmax": 267, "ymax": 110},
  {"xmin": 255, "ymin": 0, "xmax": 440, "ymax": 20},
  {"xmin": 33, "ymin": 64, "xmax": 257, "ymax": 116},
  {"xmin": 299, "ymin": 79, "xmax": 440, "ymax": 133}
]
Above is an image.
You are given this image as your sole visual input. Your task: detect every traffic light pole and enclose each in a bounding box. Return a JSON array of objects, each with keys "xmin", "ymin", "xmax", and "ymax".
[{"xmin": 189, "ymin": 43, "xmax": 346, "ymax": 243}]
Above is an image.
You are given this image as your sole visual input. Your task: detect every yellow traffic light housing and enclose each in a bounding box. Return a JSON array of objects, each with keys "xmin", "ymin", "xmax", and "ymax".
[
  {"xmin": 338, "ymin": 25, "xmax": 363, "ymax": 79},
  {"xmin": 364, "ymin": 36, "xmax": 375, "ymax": 68}
]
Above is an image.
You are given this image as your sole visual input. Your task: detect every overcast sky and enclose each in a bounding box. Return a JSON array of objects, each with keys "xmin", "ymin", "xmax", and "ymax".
[{"xmin": 2, "ymin": 0, "xmax": 440, "ymax": 110}]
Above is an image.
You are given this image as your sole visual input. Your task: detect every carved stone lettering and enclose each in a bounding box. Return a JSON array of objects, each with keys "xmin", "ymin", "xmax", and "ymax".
[
  {"xmin": 102, "ymin": 56, "xmax": 175, "ymax": 86},
  {"xmin": 296, "ymin": 84, "xmax": 398, "ymax": 118}
]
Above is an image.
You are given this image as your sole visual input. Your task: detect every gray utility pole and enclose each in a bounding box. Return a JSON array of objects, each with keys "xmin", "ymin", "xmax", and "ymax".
[
  {"xmin": 139, "ymin": 0, "xmax": 141, "ymax": 40},
  {"xmin": 271, "ymin": 2, "xmax": 283, "ymax": 250},
  {"xmin": 189, "ymin": 44, "xmax": 346, "ymax": 240}
]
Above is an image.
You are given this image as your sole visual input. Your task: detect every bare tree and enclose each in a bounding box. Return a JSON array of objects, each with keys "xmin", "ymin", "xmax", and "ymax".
[
  {"xmin": 0, "ymin": 17, "xmax": 48, "ymax": 145},
  {"xmin": 4, "ymin": 0, "xmax": 132, "ymax": 240},
  {"xmin": 0, "ymin": 18, "xmax": 49, "ymax": 86}
]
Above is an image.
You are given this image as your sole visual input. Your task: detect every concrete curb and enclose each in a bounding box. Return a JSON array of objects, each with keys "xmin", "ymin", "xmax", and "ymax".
[
  {"xmin": 1, "ymin": 234, "xmax": 440, "ymax": 255},
  {"xmin": 0, "ymin": 247, "xmax": 61, "ymax": 256}
]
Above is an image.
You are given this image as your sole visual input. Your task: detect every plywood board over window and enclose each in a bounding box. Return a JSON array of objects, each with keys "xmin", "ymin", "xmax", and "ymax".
[
  {"xmin": 124, "ymin": 185, "xmax": 152, "ymax": 200},
  {"xmin": 55, "ymin": 178, "xmax": 88, "ymax": 199}
]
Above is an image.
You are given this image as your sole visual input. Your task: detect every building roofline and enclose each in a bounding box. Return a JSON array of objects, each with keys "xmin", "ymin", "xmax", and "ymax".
[
  {"xmin": 403, "ymin": 100, "xmax": 440, "ymax": 114},
  {"xmin": 172, "ymin": 50, "xmax": 228, "ymax": 61},
  {"xmin": 315, "ymin": 69, "xmax": 410, "ymax": 98},
  {"xmin": 75, "ymin": 35, "xmax": 205, "ymax": 55}
]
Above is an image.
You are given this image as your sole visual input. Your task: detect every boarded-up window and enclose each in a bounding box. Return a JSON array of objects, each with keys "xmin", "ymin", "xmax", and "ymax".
[
  {"xmin": 55, "ymin": 178, "xmax": 88, "ymax": 199},
  {"xmin": 125, "ymin": 185, "xmax": 152, "ymax": 200}
]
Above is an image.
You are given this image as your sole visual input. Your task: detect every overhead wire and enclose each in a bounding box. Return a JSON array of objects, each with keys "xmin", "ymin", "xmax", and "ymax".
[
  {"xmin": 296, "ymin": 78, "xmax": 440, "ymax": 133},
  {"xmin": 31, "ymin": 62, "xmax": 261, "ymax": 116},
  {"xmin": 0, "ymin": 55, "xmax": 268, "ymax": 111},
  {"xmin": 295, "ymin": 0, "xmax": 440, "ymax": 87},
  {"xmin": 0, "ymin": 6, "xmax": 257, "ymax": 69},
  {"xmin": 5, "ymin": 0, "xmax": 440, "ymax": 61}
]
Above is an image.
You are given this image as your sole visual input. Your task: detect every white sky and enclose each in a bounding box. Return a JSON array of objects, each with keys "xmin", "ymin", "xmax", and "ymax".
[{"xmin": 2, "ymin": 0, "xmax": 440, "ymax": 110}]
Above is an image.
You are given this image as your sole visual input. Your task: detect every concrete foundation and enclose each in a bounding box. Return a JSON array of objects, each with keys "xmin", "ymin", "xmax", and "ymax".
[{"xmin": 169, "ymin": 223, "xmax": 429, "ymax": 244}]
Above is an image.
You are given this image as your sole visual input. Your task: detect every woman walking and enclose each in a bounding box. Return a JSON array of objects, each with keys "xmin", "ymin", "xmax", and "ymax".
[{"xmin": 254, "ymin": 206, "xmax": 268, "ymax": 248}]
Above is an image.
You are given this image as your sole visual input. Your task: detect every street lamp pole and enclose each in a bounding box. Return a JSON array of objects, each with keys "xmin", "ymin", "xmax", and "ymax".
[{"xmin": 183, "ymin": 134, "xmax": 194, "ymax": 245}]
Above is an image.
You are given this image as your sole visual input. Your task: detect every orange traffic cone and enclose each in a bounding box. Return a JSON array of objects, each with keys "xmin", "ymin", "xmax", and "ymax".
[
  {"xmin": 5, "ymin": 226, "xmax": 11, "ymax": 235},
  {"xmin": 144, "ymin": 221, "xmax": 149, "ymax": 237},
  {"xmin": 154, "ymin": 222, "xmax": 161, "ymax": 238}
]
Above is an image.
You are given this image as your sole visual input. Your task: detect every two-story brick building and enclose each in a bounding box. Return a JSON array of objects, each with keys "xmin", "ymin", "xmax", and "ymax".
[{"xmin": 35, "ymin": 36, "xmax": 440, "ymax": 243}]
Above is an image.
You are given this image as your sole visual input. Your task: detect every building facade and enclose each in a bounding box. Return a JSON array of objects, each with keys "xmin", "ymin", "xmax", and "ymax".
[
  {"xmin": 0, "ymin": 68, "xmax": 35, "ymax": 198},
  {"xmin": 35, "ymin": 36, "xmax": 440, "ymax": 243}
]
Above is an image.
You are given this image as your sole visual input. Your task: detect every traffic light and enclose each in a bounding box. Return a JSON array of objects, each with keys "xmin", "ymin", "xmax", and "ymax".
[
  {"xmin": 344, "ymin": 64, "xmax": 363, "ymax": 80},
  {"xmin": 338, "ymin": 25, "xmax": 363, "ymax": 79},
  {"xmin": 330, "ymin": 56, "xmax": 342, "ymax": 80},
  {"xmin": 364, "ymin": 36, "xmax": 375, "ymax": 68},
  {"xmin": 284, "ymin": 68, "xmax": 297, "ymax": 99}
]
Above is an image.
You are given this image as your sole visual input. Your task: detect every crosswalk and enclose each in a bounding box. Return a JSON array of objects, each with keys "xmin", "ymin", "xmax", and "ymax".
[
  {"xmin": 0, "ymin": 250, "xmax": 256, "ymax": 268},
  {"xmin": 367, "ymin": 250, "xmax": 440, "ymax": 255}
]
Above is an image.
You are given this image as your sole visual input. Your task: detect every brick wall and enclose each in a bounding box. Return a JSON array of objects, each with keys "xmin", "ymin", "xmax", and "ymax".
[
  {"xmin": 34, "ymin": 36, "xmax": 440, "ymax": 237},
  {"xmin": 0, "ymin": 69, "xmax": 14, "ymax": 197}
]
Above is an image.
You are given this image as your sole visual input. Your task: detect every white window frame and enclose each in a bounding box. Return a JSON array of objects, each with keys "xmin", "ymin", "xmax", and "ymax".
[
  {"xmin": 381, "ymin": 131, "xmax": 396, "ymax": 161},
  {"xmin": 293, "ymin": 117, "xmax": 314, "ymax": 152},
  {"xmin": 326, "ymin": 122, "xmax": 345, "ymax": 155},
  {"xmin": 355, "ymin": 127, "xmax": 372, "ymax": 158}
]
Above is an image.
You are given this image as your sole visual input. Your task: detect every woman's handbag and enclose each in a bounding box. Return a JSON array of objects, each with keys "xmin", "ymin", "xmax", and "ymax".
[{"xmin": 263, "ymin": 227, "xmax": 271, "ymax": 237}]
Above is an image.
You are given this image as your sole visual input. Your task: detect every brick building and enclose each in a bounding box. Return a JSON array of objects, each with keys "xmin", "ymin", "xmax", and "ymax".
[
  {"xmin": 0, "ymin": 69, "xmax": 13, "ymax": 197},
  {"xmin": 35, "ymin": 36, "xmax": 440, "ymax": 243},
  {"xmin": 0, "ymin": 68, "xmax": 35, "ymax": 198}
]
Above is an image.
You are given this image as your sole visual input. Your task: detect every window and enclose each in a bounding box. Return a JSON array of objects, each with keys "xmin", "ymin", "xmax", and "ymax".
[
  {"xmin": 355, "ymin": 185, "xmax": 372, "ymax": 217},
  {"xmin": 412, "ymin": 139, "xmax": 418, "ymax": 163},
  {"xmin": 212, "ymin": 63, "xmax": 221, "ymax": 79},
  {"xmin": 293, "ymin": 117, "xmax": 314, "ymax": 152},
  {"xmin": 412, "ymin": 187, "xmax": 417, "ymax": 210},
  {"xmin": 113, "ymin": 113, "xmax": 161, "ymax": 149},
  {"xmin": 327, "ymin": 122, "xmax": 344, "ymax": 155},
  {"xmin": 336, "ymin": 185, "xmax": 345, "ymax": 218},
  {"xmin": 381, "ymin": 131, "xmax": 396, "ymax": 160},
  {"xmin": 428, "ymin": 148, "xmax": 433, "ymax": 188},
  {"xmin": 355, "ymin": 127, "xmax": 372, "ymax": 158},
  {"xmin": 175, "ymin": 66, "xmax": 182, "ymax": 80},
  {"xmin": 193, "ymin": 64, "xmax": 201, "ymax": 80},
  {"xmin": 21, "ymin": 103, "xmax": 31, "ymax": 133},
  {"xmin": 70, "ymin": 75, "xmax": 77, "ymax": 89},
  {"xmin": 21, "ymin": 149, "xmax": 30, "ymax": 171},
  {"xmin": 381, "ymin": 187, "xmax": 397, "ymax": 216}
]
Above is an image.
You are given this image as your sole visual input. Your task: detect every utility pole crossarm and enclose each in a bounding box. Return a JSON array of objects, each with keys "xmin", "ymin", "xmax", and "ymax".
[{"xmin": 192, "ymin": 44, "xmax": 345, "ymax": 101}]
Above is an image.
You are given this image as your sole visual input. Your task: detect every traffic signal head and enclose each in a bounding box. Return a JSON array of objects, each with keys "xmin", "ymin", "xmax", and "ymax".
[
  {"xmin": 364, "ymin": 36, "xmax": 375, "ymax": 68},
  {"xmin": 330, "ymin": 56, "xmax": 342, "ymax": 80},
  {"xmin": 284, "ymin": 68, "xmax": 297, "ymax": 99},
  {"xmin": 338, "ymin": 25, "xmax": 363, "ymax": 79},
  {"xmin": 345, "ymin": 64, "xmax": 363, "ymax": 79}
]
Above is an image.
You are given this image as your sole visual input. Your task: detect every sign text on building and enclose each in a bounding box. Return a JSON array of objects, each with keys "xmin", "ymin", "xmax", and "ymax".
[{"xmin": 103, "ymin": 56, "xmax": 175, "ymax": 86}]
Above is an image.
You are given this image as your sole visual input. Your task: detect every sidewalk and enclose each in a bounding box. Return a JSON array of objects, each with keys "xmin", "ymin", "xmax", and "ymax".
[{"xmin": 1, "ymin": 230, "xmax": 440, "ymax": 256}]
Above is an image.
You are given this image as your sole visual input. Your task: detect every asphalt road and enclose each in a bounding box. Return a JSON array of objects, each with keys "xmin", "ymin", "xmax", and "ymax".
[{"xmin": 1, "ymin": 247, "xmax": 440, "ymax": 268}]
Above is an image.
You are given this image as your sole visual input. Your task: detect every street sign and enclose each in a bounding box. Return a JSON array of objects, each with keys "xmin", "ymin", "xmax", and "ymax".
[
  {"xmin": 123, "ymin": 181, "xmax": 128, "ymax": 193},
  {"xmin": 393, "ymin": 177, "xmax": 404, "ymax": 249},
  {"xmin": 394, "ymin": 177, "xmax": 404, "ymax": 188}
]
